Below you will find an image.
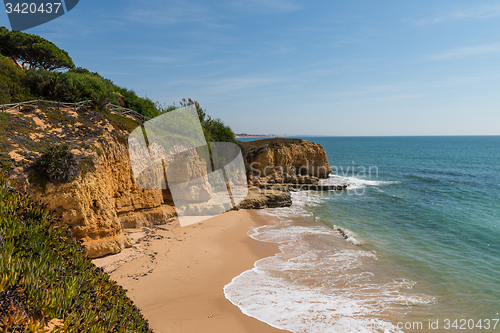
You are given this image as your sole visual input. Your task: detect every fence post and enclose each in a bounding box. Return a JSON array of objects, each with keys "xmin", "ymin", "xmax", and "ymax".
[
  {"xmin": 74, "ymin": 102, "xmax": 77, "ymax": 112},
  {"xmin": 37, "ymin": 99, "xmax": 40, "ymax": 109},
  {"xmin": 57, "ymin": 101, "xmax": 60, "ymax": 111},
  {"xmin": 18, "ymin": 103, "xmax": 21, "ymax": 112}
]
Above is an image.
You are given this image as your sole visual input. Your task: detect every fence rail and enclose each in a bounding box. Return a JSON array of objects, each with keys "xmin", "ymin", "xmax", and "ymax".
[
  {"xmin": 105, "ymin": 103, "xmax": 150, "ymax": 122},
  {"xmin": 0, "ymin": 99, "xmax": 150, "ymax": 122}
]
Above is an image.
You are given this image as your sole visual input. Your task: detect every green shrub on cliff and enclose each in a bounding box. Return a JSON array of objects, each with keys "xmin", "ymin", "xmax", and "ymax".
[
  {"xmin": 204, "ymin": 117, "xmax": 235, "ymax": 143},
  {"xmin": 0, "ymin": 56, "xmax": 34, "ymax": 104},
  {"xmin": 178, "ymin": 98, "xmax": 237, "ymax": 144},
  {"xmin": 32, "ymin": 144, "xmax": 80, "ymax": 183},
  {"xmin": 19, "ymin": 66, "xmax": 164, "ymax": 119},
  {"xmin": 0, "ymin": 29, "xmax": 238, "ymax": 129},
  {"xmin": 0, "ymin": 27, "xmax": 163, "ymax": 117},
  {"xmin": 0, "ymin": 173, "xmax": 153, "ymax": 332},
  {"xmin": 63, "ymin": 68, "xmax": 115, "ymax": 102},
  {"xmin": 114, "ymin": 87, "xmax": 160, "ymax": 119}
]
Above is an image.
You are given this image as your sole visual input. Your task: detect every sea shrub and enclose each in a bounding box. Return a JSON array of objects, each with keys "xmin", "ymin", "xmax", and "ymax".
[
  {"xmin": 114, "ymin": 87, "xmax": 160, "ymax": 119},
  {"xmin": 89, "ymin": 90, "xmax": 112, "ymax": 111},
  {"xmin": 32, "ymin": 144, "xmax": 79, "ymax": 183},
  {"xmin": 204, "ymin": 117, "xmax": 236, "ymax": 143},
  {"xmin": 1, "ymin": 30, "xmax": 169, "ymax": 119},
  {"xmin": 63, "ymin": 69, "xmax": 115, "ymax": 101},
  {"xmin": 0, "ymin": 173, "xmax": 153, "ymax": 332},
  {"xmin": 177, "ymin": 98, "xmax": 238, "ymax": 144},
  {"xmin": 0, "ymin": 57, "xmax": 34, "ymax": 104},
  {"xmin": 22, "ymin": 68, "xmax": 55, "ymax": 98},
  {"xmin": 0, "ymin": 158, "xmax": 12, "ymax": 172}
]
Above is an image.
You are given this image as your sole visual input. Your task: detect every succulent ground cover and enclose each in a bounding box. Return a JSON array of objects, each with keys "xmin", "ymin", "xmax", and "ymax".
[{"xmin": 0, "ymin": 172, "xmax": 153, "ymax": 332}]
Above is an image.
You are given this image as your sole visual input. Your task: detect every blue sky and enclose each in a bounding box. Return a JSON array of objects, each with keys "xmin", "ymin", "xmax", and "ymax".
[{"xmin": 2, "ymin": 0, "xmax": 500, "ymax": 136}]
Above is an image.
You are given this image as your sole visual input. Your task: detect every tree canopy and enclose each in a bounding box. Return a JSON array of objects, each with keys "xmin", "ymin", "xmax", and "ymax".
[
  {"xmin": 178, "ymin": 98, "xmax": 236, "ymax": 144},
  {"xmin": 0, "ymin": 26, "xmax": 75, "ymax": 71}
]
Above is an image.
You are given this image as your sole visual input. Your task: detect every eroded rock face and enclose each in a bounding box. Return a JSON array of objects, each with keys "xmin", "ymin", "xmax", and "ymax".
[
  {"xmin": 242, "ymin": 138, "xmax": 333, "ymax": 178},
  {"xmin": 29, "ymin": 132, "xmax": 179, "ymax": 258},
  {"xmin": 49, "ymin": 136, "xmax": 174, "ymax": 256},
  {"xmin": 4, "ymin": 107, "xmax": 178, "ymax": 258},
  {"xmin": 236, "ymin": 186, "xmax": 292, "ymax": 209},
  {"xmin": 3, "ymin": 109, "xmax": 320, "ymax": 258}
]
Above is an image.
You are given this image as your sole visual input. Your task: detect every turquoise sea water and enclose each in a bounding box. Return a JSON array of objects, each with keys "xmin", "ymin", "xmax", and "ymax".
[
  {"xmin": 228, "ymin": 136, "xmax": 500, "ymax": 332},
  {"xmin": 309, "ymin": 136, "xmax": 500, "ymax": 314}
]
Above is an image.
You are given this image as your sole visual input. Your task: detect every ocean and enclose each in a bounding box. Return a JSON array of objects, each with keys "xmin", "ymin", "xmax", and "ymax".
[{"xmin": 226, "ymin": 136, "xmax": 500, "ymax": 333}]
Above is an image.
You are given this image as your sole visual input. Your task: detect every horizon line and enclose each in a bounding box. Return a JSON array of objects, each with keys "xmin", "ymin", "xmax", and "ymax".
[{"xmin": 244, "ymin": 134, "xmax": 500, "ymax": 138}]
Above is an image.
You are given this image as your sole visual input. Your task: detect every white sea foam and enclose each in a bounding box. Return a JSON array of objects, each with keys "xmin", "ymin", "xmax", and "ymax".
[
  {"xmin": 321, "ymin": 174, "xmax": 400, "ymax": 190},
  {"xmin": 260, "ymin": 191, "xmax": 325, "ymax": 220},
  {"xmin": 346, "ymin": 236, "xmax": 360, "ymax": 245},
  {"xmin": 225, "ymin": 189, "xmax": 433, "ymax": 333},
  {"xmin": 225, "ymin": 219, "xmax": 432, "ymax": 332}
]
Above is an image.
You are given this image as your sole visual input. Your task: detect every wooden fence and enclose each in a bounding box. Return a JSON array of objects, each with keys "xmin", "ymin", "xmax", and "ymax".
[
  {"xmin": 105, "ymin": 103, "xmax": 150, "ymax": 122},
  {"xmin": 0, "ymin": 99, "xmax": 150, "ymax": 122}
]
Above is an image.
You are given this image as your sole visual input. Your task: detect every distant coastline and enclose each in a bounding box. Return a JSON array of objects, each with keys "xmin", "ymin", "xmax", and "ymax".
[{"xmin": 235, "ymin": 133, "xmax": 276, "ymax": 138}]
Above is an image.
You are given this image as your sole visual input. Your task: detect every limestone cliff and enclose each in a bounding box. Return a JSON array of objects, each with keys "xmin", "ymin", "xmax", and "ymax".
[
  {"xmin": 242, "ymin": 138, "xmax": 333, "ymax": 178},
  {"xmin": 1, "ymin": 106, "xmax": 176, "ymax": 258},
  {"xmin": 1, "ymin": 108, "xmax": 324, "ymax": 259}
]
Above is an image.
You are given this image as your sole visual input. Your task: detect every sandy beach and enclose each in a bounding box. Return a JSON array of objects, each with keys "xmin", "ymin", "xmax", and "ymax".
[{"xmin": 93, "ymin": 209, "xmax": 288, "ymax": 333}]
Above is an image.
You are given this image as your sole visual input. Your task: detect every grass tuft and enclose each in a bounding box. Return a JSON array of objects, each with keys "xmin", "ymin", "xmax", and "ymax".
[{"xmin": 31, "ymin": 144, "xmax": 80, "ymax": 184}]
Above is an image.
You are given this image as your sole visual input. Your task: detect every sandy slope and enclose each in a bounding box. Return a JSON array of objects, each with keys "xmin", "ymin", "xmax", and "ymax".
[{"xmin": 93, "ymin": 210, "xmax": 288, "ymax": 333}]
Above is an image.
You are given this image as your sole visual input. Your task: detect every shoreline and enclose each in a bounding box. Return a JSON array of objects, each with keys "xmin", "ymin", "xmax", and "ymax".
[{"xmin": 93, "ymin": 209, "xmax": 289, "ymax": 333}]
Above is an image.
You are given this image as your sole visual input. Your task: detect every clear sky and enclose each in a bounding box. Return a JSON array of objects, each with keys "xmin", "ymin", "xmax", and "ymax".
[{"xmin": 2, "ymin": 1, "xmax": 500, "ymax": 136}]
